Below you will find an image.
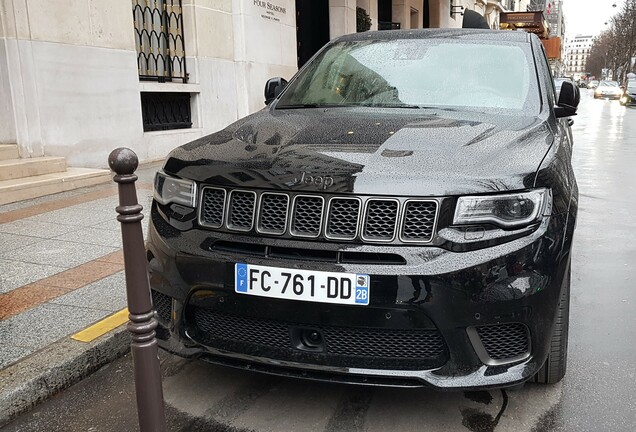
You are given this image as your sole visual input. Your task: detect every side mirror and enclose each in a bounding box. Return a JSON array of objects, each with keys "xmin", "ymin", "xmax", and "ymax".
[
  {"xmin": 555, "ymin": 81, "xmax": 579, "ymax": 118},
  {"xmin": 264, "ymin": 77, "xmax": 288, "ymax": 105}
]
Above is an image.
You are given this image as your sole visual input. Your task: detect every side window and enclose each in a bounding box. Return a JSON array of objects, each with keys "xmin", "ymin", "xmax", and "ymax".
[{"xmin": 535, "ymin": 42, "xmax": 557, "ymax": 106}]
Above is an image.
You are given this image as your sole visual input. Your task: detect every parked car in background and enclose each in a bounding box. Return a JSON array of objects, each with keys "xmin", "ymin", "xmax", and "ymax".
[
  {"xmin": 620, "ymin": 79, "xmax": 636, "ymax": 106},
  {"xmin": 577, "ymin": 79, "xmax": 588, "ymax": 88},
  {"xmin": 594, "ymin": 80, "xmax": 622, "ymax": 99},
  {"xmin": 148, "ymin": 29, "xmax": 579, "ymax": 391},
  {"xmin": 587, "ymin": 80, "xmax": 599, "ymax": 89}
]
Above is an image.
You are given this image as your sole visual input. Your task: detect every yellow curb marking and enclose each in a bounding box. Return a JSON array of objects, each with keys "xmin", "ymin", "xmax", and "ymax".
[{"xmin": 71, "ymin": 308, "xmax": 129, "ymax": 343}]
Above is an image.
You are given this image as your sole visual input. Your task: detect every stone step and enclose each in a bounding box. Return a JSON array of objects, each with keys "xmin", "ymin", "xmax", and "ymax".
[
  {"xmin": 0, "ymin": 168, "xmax": 112, "ymax": 206},
  {"xmin": 0, "ymin": 157, "xmax": 67, "ymax": 181},
  {"xmin": 0, "ymin": 144, "xmax": 19, "ymax": 161}
]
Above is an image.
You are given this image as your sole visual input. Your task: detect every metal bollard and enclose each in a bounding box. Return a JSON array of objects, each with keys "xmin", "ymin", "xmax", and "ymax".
[{"xmin": 109, "ymin": 148, "xmax": 167, "ymax": 432}]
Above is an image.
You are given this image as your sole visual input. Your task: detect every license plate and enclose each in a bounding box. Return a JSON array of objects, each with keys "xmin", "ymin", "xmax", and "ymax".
[{"xmin": 235, "ymin": 263, "xmax": 370, "ymax": 306}]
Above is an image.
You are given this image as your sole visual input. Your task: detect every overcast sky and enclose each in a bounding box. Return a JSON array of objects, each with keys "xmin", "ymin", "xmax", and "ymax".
[{"xmin": 562, "ymin": 0, "xmax": 625, "ymax": 39}]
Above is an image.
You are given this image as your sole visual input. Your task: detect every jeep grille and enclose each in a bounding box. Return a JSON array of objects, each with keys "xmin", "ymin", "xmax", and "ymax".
[{"xmin": 198, "ymin": 186, "xmax": 438, "ymax": 244}]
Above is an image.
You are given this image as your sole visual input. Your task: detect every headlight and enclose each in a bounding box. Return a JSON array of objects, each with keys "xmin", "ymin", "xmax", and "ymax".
[
  {"xmin": 453, "ymin": 189, "xmax": 548, "ymax": 228},
  {"xmin": 154, "ymin": 171, "xmax": 197, "ymax": 207}
]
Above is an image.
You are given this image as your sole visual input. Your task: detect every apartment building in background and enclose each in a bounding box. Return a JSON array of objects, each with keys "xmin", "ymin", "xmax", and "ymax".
[{"xmin": 564, "ymin": 35, "xmax": 594, "ymax": 78}]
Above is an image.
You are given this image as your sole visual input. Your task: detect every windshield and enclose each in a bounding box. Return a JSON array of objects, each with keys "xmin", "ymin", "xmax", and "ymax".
[
  {"xmin": 276, "ymin": 39, "xmax": 539, "ymax": 115},
  {"xmin": 600, "ymin": 81, "xmax": 619, "ymax": 87},
  {"xmin": 627, "ymin": 81, "xmax": 636, "ymax": 91}
]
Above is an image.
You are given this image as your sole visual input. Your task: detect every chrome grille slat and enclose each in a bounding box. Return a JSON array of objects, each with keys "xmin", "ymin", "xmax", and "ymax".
[
  {"xmin": 198, "ymin": 187, "xmax": 438, "ymax": 244},
  {"xmin": 290, "ymin": 195, "xmax": 324, "ymax": 238},
  {"xmin": 362, "ymin": 199, "xmax": 399, "ymax": 242},
  {"xmin": 400, "ymin": 200, "xmax": 437, "ymax": 242},
  {"xmin": 326, "ymin": 198, "xmax": 360, "ymax": 240},
  {"xmin": 199, "ymin": 187, "xmax": 226, "ymax": 228},
  {"xmin": 227, "ymin": 190, "xmax": 256, "ymax": 231},
  {"xmin": 258, "ymin": 193, "xmax": 289, "ymax": 235}
]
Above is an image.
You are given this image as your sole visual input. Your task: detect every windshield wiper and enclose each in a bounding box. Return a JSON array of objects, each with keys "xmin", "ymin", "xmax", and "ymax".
[
  {"xmin": 275, "ymin": 103, "xmax": 342, "ymax": 109},
  {"xmin": 275, "ymin": 103, "xmax": 462, "ymax": 111},
  {"xmin": 276, "ymin": 102, "xmax": 424, "ymax": 110},
  {"xmin": 361, "ymin": 103, "xmax": 421, "ymax": 109},
  {"xmin": 415, "ymin": 105, "xmax": 461, "ymax": 112}
]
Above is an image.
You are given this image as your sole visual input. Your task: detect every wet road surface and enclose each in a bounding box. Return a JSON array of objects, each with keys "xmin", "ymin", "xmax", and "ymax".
[
  {"xmin": 3, "ymin": 90, "xmax": 636, "ymax": 432},
  {"xmin": 541, "ymin": 91, "xmax": 636, "ymax": 431}
]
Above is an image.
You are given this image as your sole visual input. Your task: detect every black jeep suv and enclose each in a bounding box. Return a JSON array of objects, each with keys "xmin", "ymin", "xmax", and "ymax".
[{"xmin": 147, "ymin": 29, "xmax": 579, "ymax": 389}]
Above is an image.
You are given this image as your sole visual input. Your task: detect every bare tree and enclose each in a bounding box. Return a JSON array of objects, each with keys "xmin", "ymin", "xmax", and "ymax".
[{"xmin": 588, "ymin": 0, "xmax": 636, "ymax": 81}]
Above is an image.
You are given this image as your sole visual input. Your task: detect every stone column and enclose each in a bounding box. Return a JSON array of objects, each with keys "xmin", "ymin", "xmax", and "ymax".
[
  {"xmin": 0, "ymin": 0, "xmax": 44, "ymax": 158},
  {"xmin": 232, "ymin": 0, "xmax": 297, "ymax": 116},
  {"xmin": 392, "ymin": 0, "xmax": 406, "ymax": 29},
  {"xmin": 391, "ymin": 0, "xmax": 424, "ymax": 30},
  {"xmin": 329, "ymin": 0, "xmax": 357, "ymax": 39}
]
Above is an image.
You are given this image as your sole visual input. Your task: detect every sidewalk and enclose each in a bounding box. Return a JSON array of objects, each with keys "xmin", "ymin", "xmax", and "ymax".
[{"xmin": 0, "ymin": 161, "xmax": 162, "ymax": 426}]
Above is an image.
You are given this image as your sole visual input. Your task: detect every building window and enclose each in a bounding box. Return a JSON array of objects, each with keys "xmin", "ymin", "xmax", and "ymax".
[
  {"xmin": 133, "ymin": 0, "xmax": 188, "ymax": 83},
  {"xmin": 379, "ymin": 21, "xmax": 401, "ymax": 30},
  {"xmin": 140, "ymin": 92, "xmax": 192, "ymax": 132}
]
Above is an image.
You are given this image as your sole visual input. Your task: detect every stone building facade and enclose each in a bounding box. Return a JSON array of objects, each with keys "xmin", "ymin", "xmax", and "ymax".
[{"xmin": 564, "ymin": 35, "xmax": 594, "ymax": 79}]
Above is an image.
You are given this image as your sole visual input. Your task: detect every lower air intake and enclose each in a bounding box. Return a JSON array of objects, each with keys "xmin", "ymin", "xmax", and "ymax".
[
  {"xmin": 151, "ymin": 290, "xmax": 172, "ymax": 323},
  {"xmin": 476, "ymin": 323, "xmax": 530, "ymax": 361},
  {"xmin": 190, "ymin": 308, "xmax": 448, "ymax": 370}
]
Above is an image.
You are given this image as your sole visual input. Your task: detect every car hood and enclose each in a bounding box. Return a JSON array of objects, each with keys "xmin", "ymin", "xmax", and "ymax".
[{"xmin": 164, "ymin": 108, "xmax": 553, "ymax": 196}]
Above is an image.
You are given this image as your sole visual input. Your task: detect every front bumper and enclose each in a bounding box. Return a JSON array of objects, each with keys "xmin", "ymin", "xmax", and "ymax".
[
  {"xmin": 595, "ymin": 92, "xmax": 622, "ymax": 99},
  {"xmin": 147, "ymin": 204, "xmax": 573, "ymax": 389}
]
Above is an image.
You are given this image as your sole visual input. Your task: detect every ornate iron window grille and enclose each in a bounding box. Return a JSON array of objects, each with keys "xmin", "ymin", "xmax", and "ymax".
[
  {"xmin": 133, "ymin": 0, "xmax": 188, "ymax": 83},
  {"xmin": 141, "ymin": 92, "xmax": 192, "ymax": 132}
]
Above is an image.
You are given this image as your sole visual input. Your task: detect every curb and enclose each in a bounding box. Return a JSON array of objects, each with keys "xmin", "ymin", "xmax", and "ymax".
[{"xmin": 0, "ymin": 326, "xmax": 130, "ymax": 427}]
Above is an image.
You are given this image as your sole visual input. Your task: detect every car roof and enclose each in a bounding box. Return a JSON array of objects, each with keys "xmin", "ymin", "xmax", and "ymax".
[{"xmin": 334, "ymin": 28, "xmax": 532, "ymax": 44}]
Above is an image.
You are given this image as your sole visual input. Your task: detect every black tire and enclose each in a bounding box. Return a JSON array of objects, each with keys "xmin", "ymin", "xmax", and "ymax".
[{"xmin": 533, "ymin": 268, "xmax": 570, "ymax": 384}]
